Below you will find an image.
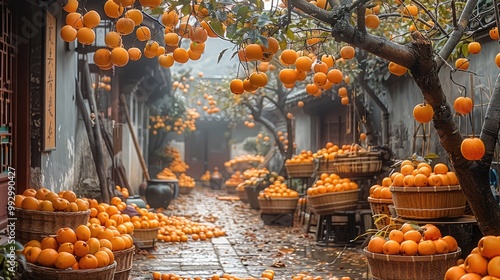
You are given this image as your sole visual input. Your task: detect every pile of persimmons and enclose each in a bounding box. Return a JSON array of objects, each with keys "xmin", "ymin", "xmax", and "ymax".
[
  {"xmin": 444, "ymin": 235, "xmax": 500, "ymax": 279},
  {"xmin": 366, "ymin": 223, "xmax": 459, "ymax": 257},
  {"xmin": 306, "ymin": 172, "xmax": 359, "ymax": 196},
  {"xmin": 23, "ymin": 223, "xmax": 133, "ymax": 270}
]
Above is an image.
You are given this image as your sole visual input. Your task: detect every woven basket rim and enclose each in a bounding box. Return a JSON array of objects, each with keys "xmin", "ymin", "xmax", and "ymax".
[
  {"xmin": 15, "ymin": 208, "xmax": 91, "ymax": 216},
  {"xmin": 367, "ymin": 197, "xmax": 394, "ymax": 204},
  {"xmin": 178, "ymin": 185, "xmax": 195, "ymax": 188},
  {"xmin": 113, "ymin": 245, "xmax": 135, "ymax": 255},
  {"xmin": 257, "ymin": 197, "xmax": 300, "ymax": 201},
  {"xmin": 285, "ymin": 162, "xmax": 314, "ymax": 166},
  {"xmin": 363, "ymin": 247, "xmax": 462, "ymax": 261},
  {"xmin": 389, "ymin": 185, "xmax": 461, "ymax": 192},
  {"xmin": 308, "ymin": 189, "xmax": 360, "ymax": 198},
  {"xmin": 23, "ymin": 261, "xmax": 116, "ymax": 274},
  {"xmin": 133, "ymin": 227, "xmax": 159, "ymax": 232}
]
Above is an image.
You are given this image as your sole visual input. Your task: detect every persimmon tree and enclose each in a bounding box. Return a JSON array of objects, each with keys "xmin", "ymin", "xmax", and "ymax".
[
  {"xmin": 63, "ymin": 0, "xmax": 500, "ymax": 235},
  {"xmin": 184, "ymin": 0, "xmax": 500, "ymax": 235},
  {"xmin": 187, "ymin": 70, "xmax": 297, "ymax": 170}
]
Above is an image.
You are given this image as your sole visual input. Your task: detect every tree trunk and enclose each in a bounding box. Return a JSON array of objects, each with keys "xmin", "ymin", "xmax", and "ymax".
[{"xmin": 409, "ymin": 33, "xmax": 500, "ymax": 236}]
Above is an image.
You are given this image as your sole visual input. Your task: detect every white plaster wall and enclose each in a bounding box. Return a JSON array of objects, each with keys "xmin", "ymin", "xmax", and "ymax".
[
  {"xmin": 40, "ymin": 9, "xmax": 80, "ymax": 193},
  {"xmin": 122, "ymin": 96, "xmax": 146, "ymax": 194},
  {"xmin": 292, "ymin": 110, "xmax": 315, "ymax": 153}
]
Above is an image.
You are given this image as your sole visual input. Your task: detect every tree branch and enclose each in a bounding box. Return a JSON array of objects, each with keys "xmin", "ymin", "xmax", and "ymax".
[
  {"xmin": 289, "ymin": 0, "xmax": 336, "ymax": 23},
  {"xmin": 436, "ymin": 0, "xmax": 478, "ymax": 67},
  {"xmin": 481, "ymin": 73, "xmax": 500, "ymax": 166},
  {"xmin": 356, "ymin": 4, "xmax": 367, "ymax": 34},
  {"xmin": 290, "ymin": 0, "xmax": 416, "ymax": 68}
]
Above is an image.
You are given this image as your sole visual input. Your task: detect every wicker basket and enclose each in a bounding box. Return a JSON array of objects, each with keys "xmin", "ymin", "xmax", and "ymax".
[
  {"xmin": 317, "ymin": 160, "xmax": 336, "ymax": 174},
  {"xmin": 178, "ymin": 186, "xmax": 194, "ymax": 194},
  {"xmin": 21, "ymin": 261, "xmax": 116, "ymax": 280},
  {"xmin": 307, "ymin": 189, "xmax": 360, "ymax": 215},
  {"xmin": 13, "ymin": 208, "xmax": 90, "ymax": 244},
  {"xmin": 285, "ymin": 163, "xmax": 315, "ymax": 178},
  {"xmin": 225, "ymin": 184, "xmax": 238, "ymax": 194},
  {"xmin": 237, "ymin": 188, "xmax": 249, "ymax": 203},
  {"xmin": 333, "ymin": 153, "xmax": 382, "ymax": 174},
  {"xmin": 389, "ymin": 185, "xmax": 467, "ymax": 219},
  {"xmin": 364, "ymin": 247, "xmax": 461, "ymax": 280},
  {"xmin": 201, "ymin": 180, "xmax": 210, "ymax": 188},
  {"xmin": 114, "ymin": 245, "xmax": 135, "ymax": 272},
  {"xmin": 367, "ymin": 197, "xmax": 394, "ymax": 230},
  {"xmin": 113, "ymin": 269, "xmax": 131, "ymax": 280},
  {"xmin": 258, "ymin": 197, "xmax": 299, "ymax": 214},
  {"xmin": 132, "ymin": 227, "xmax": 159, "ymax": 249},
  {"xmin": 113, "ymin": 245, "xmax": 134, "ymax": 280}
]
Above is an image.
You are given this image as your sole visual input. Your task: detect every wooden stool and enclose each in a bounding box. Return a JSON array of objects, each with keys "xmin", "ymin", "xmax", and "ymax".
[{"xmin": 316, "ymin": 211, "xmax": 358, "ymax": 247}]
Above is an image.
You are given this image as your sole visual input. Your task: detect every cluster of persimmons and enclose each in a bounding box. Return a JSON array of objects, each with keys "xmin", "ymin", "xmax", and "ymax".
[
  {"xmin": 444, "ymin": 235, "xmax": 500, "ymax": 279},
  {"xmin": 369, "ymin": 161, "xmax": 459, "ymax": 197},
  {"xmin": 258, "ymin": 180, "xmax": 300, "ymax": 198},
  {"xmin": 286, "ymin": 142, "xmax": 366, "ymax": 165},
  {"xmin": 367, "ymin": 223, "xmax": 458, "ymax": 257},
  {"xmin": 306, "ymin": 172, "xmax": 359, "ymax": 196}
]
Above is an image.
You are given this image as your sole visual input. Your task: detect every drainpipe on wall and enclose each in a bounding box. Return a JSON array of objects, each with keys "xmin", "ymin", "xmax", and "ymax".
[
  {"xmin": 382, "ymin": 112, "xmax": 390, "ymax": 146},
  {"xmin": 357, "ymin": 74, "xmax": 390, "ymax": 146},
  {"xmin": 355, "ymin": 50, "xmax": 390, "ymax": 147}
]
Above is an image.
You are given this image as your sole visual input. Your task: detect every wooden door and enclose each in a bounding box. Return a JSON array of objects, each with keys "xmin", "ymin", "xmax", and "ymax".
[
  {"xmin": 185, "ymin": 121, "xmax": 230, "ymax": 180},
  {"xmin": 0, "ymin": 0, "xmax": 15, "ymax": 229}
]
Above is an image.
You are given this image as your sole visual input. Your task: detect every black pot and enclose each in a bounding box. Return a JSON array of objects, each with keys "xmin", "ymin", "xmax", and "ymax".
[{"xmin": 145, "ymin": 181, "xmax": 174, "ymax": 209}]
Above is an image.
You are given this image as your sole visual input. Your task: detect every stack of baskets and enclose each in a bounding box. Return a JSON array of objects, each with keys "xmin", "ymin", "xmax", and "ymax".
[
  {"xmin": 132, "ymin": 227, "xmax": 159, "ymax": 249},
  {"xmin": 367, "ymin": 197, "xmax": 394, "ymax": 230},
  {"xmin": 285, "ymin": 162, "xmax": 315, "ymax": 178},
  {"xmin": 236, "ymin": 185, "xmax": 248, "ymax": 203},
  {"xmin": 364, "ymin": 247, "xmax": 462, "ymax": 280},
  {"xmin": 178, "ymin": 185, "xmax": 194, "ymax": 194},
  {"xmin": 113, "ymin": 245, "xmax": 135, "ymax": 280},
  {"xmin": 13, "ymin": 208, "xmax": 90, "ymax": 245},
  {"xmin": 257, "ymin": 197, "xmax": 299, "ymax": 214},
  {"xmin": 21, "ymin": 262, "xmax": 116, "ymax": 280},
  {"xmin": 225, "ymin": 183, "xmax": 238, "ymax": 194},
  {"xmin": 389, "ymin": 185, "xmax": 467, "ymax": 219},
  {"xmin": 307, "ymin": 189, "xmax": 360, "ymax": 215},
  {"xmin": 319, "ymin": 151, "xmax": 382, "ymax": 175},
  {"xmin": 201, "ymin": 180, "xmax": 211, "ymax": 188}
]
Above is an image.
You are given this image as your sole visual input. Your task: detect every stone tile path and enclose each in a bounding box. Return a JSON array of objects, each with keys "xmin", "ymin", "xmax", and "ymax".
[{"xmin": 130, "ymin": 186, "xmax": 370, "ymax": 279}]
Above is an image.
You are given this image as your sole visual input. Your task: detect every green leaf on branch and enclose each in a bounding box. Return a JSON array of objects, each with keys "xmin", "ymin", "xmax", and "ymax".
[{"xmin": 218, "ymin": 48, "xmax": 229, "ymax": 64}]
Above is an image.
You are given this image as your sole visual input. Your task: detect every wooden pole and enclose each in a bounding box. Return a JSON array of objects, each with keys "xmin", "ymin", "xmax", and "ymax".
[
  {"xmin": 75, "ymin": 77, "xmax": 110, "ymax": 203},
  {"xmin": 120, "ymin": 94, "xmax": 151, "ymax": 181},
  {"xmin": 99, "ymin": 115, "xmax": 132, "ymax": 193}
]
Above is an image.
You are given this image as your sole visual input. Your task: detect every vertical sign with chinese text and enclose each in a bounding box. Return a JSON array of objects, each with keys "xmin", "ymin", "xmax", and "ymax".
[{"xmin": 44, "ymin": 12, "xmax": 56, "ymax": 151}]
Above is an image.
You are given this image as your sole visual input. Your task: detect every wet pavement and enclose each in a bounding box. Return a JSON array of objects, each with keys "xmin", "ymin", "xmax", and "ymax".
[{"xmin": 130, "ymin": 186, "xmax": 370, "ymax": 279}]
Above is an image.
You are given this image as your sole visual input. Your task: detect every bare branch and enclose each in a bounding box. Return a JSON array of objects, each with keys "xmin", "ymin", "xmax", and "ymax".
[
  {"xmin": 436, "ymin": 0, "xmax": 479, "ymax": 67},
  {"xmin": 356, "ymin": 4, "xmax": 367, "ymax": 33}
]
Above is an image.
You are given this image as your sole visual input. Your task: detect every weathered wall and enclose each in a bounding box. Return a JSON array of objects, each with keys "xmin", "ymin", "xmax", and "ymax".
[
  {"xmin": 292, "ymin": 109, "xmax": 316, "ymax": 152},
  {"xmin": 377, "ymin": 35, "xmax": 499, "ymax": 166},
  {"xmin": 122, "ymin": 95, "xmax": 148, "ymax": 194},
  {"xmin": 39, "ymin": 8, "xmax": 83, "ymax": 193},
  {"xmin": 32, "ymin": 6, "xmax": 105, "ymax": 197}
]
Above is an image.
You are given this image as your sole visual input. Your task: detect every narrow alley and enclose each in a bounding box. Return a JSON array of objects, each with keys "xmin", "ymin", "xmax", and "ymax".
[{"xmin": 130, "ymin": 185, "xmax": 369, "ymax": 279}]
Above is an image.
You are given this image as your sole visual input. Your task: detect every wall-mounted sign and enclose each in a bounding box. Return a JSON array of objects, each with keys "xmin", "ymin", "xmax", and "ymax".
[{"xmin": 44, "ymin": 12, "xmax": 56, "ymax": 151}]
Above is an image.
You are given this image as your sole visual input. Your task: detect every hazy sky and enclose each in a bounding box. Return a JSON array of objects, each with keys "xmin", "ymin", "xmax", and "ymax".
[{"xmin": 173, "ymin": 37, "xmax": 239, "ymax": 78}]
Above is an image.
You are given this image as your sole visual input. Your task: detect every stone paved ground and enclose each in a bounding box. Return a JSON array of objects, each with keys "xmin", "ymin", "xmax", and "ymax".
[{"xmin": 130, "ymin": 186, "xmax": 370, "ymax": 280}]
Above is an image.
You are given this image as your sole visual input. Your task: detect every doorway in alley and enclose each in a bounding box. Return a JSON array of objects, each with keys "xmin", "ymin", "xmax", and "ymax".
[{"xmin": 185, "ymin": 120, "xmax": 230, "ymax": 180}]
